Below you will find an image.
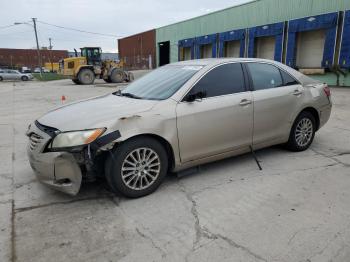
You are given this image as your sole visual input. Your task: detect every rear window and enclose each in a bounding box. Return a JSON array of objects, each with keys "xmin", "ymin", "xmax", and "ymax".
[{"xmin": 280, "ymin": 70, "xmax": 299, "ymax": 86}]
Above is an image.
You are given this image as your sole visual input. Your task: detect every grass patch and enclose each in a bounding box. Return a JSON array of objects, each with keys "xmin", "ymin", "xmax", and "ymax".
[{"xmin": 32, "ymin": 73, "xmax": 69, "ymax": 81}]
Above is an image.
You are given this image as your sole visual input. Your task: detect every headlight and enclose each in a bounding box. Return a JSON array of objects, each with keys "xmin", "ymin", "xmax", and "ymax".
[{"xmin": 51, "ymin": 128, "xmax": 106, "ymax": 149}]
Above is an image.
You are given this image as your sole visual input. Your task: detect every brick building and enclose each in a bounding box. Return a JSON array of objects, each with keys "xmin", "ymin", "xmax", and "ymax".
[
  {"xmin": 118, "ymin": 30, "xmax": 156, "ymax": 70},
  {"xmin": 0, "ymin": 48, "xmax": 68, "ymax": 70}
]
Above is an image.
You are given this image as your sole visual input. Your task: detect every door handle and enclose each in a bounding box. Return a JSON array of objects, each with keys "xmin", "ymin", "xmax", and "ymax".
[
  {"xmin": 239, "ymin": 99, "xmax": 252, "ymax": 106},
  {"xmin": 292, "ymin": 90, "xmax": 303, "ymax": 96}
]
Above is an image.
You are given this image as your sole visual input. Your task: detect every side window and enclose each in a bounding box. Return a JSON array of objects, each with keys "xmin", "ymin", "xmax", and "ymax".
[
  {"xmin": 247, "ymin": 63, "xmax": 283, "ymax": 91},
  {"xmin": 280, "ymin": 70, "xmax": 299, "ymax": 86},
  {"xmin": 188, "ymin": 63, "xmax": 245, "ymax": 99}
]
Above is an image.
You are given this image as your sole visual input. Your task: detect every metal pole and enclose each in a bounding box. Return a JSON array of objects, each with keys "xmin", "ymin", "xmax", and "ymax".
[
  {"xmin": 32, "ymin": 18, "xmax": 42, "ymax": 77},
  {"xmin": 49, "ymin": 37, "xmax": 53, "ymax": 72}
]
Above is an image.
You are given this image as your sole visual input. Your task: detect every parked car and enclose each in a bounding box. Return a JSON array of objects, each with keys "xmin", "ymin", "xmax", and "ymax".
[
  {"xmin": 33, "ymin": 67, "xmax": 51, "ymax": 73},
  {"xmin": 21, "ymin": 67, "xmax": 32, "ymax": 73},
  {"xmin": 0, "ymin": 69, "xmax": 33, "ymax": 81},
  {"xmin": 33, "ymin": 67, "xmax": 41, "ymax": 73},
  {"xmin": 26, "ymin": 58, "xmax": 332, "ymax": 198}
]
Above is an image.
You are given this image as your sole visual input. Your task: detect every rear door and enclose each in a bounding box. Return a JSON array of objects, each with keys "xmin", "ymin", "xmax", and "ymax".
[
  {"xmin": 246, "ymin": 62, "xmax": 303, "ymax": 145},
  {"xmin": 176, "ymin": 63, "xmax": 253, "ymax": 162}
]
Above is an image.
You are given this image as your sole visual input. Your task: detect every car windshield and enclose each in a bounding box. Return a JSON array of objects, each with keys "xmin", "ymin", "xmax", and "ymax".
[{"xmin": 119, "ymin": 65, "xmax": 203, "ymax": 100}]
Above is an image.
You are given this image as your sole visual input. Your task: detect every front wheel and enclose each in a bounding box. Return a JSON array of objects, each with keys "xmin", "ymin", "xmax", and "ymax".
[
  {"xmin": 110, "ymin": 69, "xmax": 125, "ymax": 83},
  {"xmin": 78, "ymin": 69, "xmax": 95, "ymax": 85},
  {"xmin": 21, "ymin": 76, "xmax": 28, "ymax": 81},
  {"xmin": 285, "ymin": 111, "xmax": 316, "ymax": 152},
  {"xmin": 105, "ymin": 137, "xmax": 168, "ymax": 198}
]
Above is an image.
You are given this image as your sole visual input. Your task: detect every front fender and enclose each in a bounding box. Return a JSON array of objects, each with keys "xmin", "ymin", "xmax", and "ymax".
[{"xmin": 108, "ymin": 100, "xmax": 181, "ymax": 168}]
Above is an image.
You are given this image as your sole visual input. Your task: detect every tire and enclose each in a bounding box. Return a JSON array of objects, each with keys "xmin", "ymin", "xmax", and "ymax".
[
  {"xmin": 104, "ymin": 78, "xmax": 112, "ymax": 83},
  {"xmin": 0, "ymin": 76, "xmax": 3, "ymax": 81},
  {"xmin": 21, "ymin": 76, "xmax": 28, "ymax": 81},
  {"xmin": 72, "ymin": 79, "xmax": 81, "ymax": 84},
  {"xmin": 285, "ymin": 111, "xmax": 316, "ymax": 152},
  {"xmin": 126, "ymin": 72, "xmax": 134, "ymax": 82},
  {"xmin": 110, "ymin": 69, "xmax": 125, "ymax": 83},
  {"xmin": 78, "ymin": 69, "xmax": 95, "ymax": 85},
  {"xmin": 105, "ymin": 137, "xmax": 168, "ymax": 198}
]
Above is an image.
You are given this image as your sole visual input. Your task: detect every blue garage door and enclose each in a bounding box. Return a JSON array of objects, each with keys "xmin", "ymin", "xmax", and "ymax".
[
  {"xmin": 218, "ymin": 29, "xmax": 246, "ymax": 58},
  {"xmin": 178, "ymin": 38, "xmax": 195, "ymax": 61},
  {"xmin": 286, "ymin": 12, "xmax": 339, "ymax": 68},
  {"xmin": 195, "ymin": 34, "xmax": 217, "ymax": 59},
  {"xmin": 339, "ymin": 10, "xmax": 350, "ymax": 68},
  {"xmin": 248, "ymin": 22, "xmax": 284, "ymax": 62}
]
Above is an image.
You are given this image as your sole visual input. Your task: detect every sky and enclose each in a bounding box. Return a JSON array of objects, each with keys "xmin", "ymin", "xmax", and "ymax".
[{"xmin": 0, "ymin": 0, "xmax": 252, "ymax": 53}]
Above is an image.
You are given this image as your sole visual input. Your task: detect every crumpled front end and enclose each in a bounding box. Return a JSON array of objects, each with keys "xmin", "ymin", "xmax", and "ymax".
[{"xmin": 26, "ymin": 122, "xmax": 82, "ymax": 195}]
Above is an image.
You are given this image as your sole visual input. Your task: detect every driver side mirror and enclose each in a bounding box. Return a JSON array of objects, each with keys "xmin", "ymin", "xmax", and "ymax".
[{"xmin": 185, "ymin": 91, "xmax": 207, "ymax": 102}]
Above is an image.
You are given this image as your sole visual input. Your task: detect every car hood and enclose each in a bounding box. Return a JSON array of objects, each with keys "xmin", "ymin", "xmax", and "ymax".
[{"xmin": 37, "ymin": 93, "xmax": 158, "ymax": 131}]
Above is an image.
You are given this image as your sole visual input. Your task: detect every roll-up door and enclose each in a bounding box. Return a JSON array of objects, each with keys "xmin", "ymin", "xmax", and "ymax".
[
  {"xmin": 201, "ymin": 44, "xmax": 212, "ymax": 58},
  {"xmin": 178, "ymin": 38, "xmax": 195, "ymax": 61},
  {"xmin": 296, "ymin": 29, "xmax": 326, "ymax": 68},
  {"xmin": 255, "ymin": 36, "xmax": 276, "ymax": 60},
  {"xmin": 225, "ymin": 40, "xmax": 241, "ymax": 57},
  {"xmin": 286, "ymin": 12, "xmax": 339, "ymax": 68},
  {"xmin": 183, "ymin": 47, "xmax": 192, "ymax": 60},
  {"xmin": 339, "ymin": 10, "xmax": 350, "ymax": 68},
  {"xmin": 248, "ymin": 22, "xmax": 285, "ymax": 62},
  {"xmin": 195, "ymin": 34, "xmax": 217, "ymax": 59},
  {"xmin": 218, "ymin": 29, "xmax": 246, "ymax": 58}
]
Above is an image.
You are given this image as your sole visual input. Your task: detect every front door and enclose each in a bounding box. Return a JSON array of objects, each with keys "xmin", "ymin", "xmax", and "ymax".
[{"xmin": 176, "ymin": 63, "xmax": 253, "ymax": 162}]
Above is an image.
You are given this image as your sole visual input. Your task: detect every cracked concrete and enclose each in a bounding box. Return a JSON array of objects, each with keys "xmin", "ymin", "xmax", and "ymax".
[{"xmin": 0, "ymin": 79, "xmax": 350, "ymax": 262}]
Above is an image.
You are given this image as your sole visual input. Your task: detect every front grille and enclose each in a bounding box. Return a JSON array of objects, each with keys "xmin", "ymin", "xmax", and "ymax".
[{"xmin": 29, "ymin": 133, "xmax": 43, "ymax": 150}]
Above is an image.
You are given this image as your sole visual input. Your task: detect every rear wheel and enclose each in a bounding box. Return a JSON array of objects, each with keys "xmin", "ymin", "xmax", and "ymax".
[
  {"xmin": 105, "ymin": 137, "xmax": 168, "ymax": 198},
  {"xmin": 285, "ymin": 111, "xmax": 316, "ymax": 152},
  {"xmin": 78, "ymin": 69, "xmax": 95, "ymax": 85},
  {"xmin": 0, "ymin": 76, "xmax": 3, "ymax": 81},
  {"xmin": 21, "ymin": 76, "xmax": 28, "ymax": 81},
  {"xmin": 110, "ymin": 69, "xmax": 125, "ymax": 83}
]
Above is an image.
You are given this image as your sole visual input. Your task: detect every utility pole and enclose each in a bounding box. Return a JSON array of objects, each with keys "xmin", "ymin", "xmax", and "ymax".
[
  {"xmin": 49, "ymin": 38, "xmax": 53, "ymax": 72},
  {"xmin": 32, "ymin": 18, "xmax": 42, "ymax": 77},
  {"xmin": 49, "ymin": 38, "xmax": 53, "ymax": 50}
]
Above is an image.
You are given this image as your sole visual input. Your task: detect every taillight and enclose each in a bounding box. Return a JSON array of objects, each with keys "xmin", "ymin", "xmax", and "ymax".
[{"xmin": 323, "ymin": 85, "xmax": 331, "ymax": 97}]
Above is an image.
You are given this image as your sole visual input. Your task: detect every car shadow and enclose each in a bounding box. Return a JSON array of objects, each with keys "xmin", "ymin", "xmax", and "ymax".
[{"xmin": 76, "ymin": 145, "xmax": 289, "ymax": 200}]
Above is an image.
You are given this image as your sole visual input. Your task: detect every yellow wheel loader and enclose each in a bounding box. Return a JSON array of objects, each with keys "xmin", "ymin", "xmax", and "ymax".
[{"xmin": 59, "ymin": 47, "xmax": 134, "ymax": 85}]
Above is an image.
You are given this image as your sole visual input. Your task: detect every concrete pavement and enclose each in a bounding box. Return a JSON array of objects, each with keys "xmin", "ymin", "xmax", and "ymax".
[{"xmin": 0, "ymin": 79, "xmax": 349, "ymax": 262}]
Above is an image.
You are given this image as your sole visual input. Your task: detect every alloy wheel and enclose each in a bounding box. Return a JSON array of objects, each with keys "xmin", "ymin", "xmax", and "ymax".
[
  {"xmin": 295, "ymin": 118, "xmax": 313, "ymax": 147},
  {"xmin": 121, "ymin": 147, "xmax": 161, "ymax": 191}
]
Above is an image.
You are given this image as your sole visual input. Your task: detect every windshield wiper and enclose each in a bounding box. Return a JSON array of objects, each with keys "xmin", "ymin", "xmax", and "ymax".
[
  {"xmin": 121, "ymin": 92, "xmax": 141, "ymax": 99},
  {"xmin": 113, "ymin": 90, "xmax": 141, "ymax": 99}
]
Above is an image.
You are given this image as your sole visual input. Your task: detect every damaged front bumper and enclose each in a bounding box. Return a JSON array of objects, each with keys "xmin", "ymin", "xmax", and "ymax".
[
  {"xmin": 27, "ymin": 123, "xmax": 82, "ymax": 195},
  {"xmin": 26, "ymin": 121, "xmax": 121, "ymax": 195}
]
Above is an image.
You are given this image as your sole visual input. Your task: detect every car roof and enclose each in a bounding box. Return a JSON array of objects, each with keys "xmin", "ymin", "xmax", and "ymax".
[
  {"xmin": 172, "ymin": 58, "xmax": 279, "ymax": 66},
  {"xmin": 171, "ymin": 58, "xmax": 320, "ymax": 85}
]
